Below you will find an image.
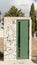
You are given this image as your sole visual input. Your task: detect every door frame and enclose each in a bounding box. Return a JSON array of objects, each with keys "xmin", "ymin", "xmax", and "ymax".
[{"xmin": 15, "ymin": 17, "xmax": 32, "ymax": 60}]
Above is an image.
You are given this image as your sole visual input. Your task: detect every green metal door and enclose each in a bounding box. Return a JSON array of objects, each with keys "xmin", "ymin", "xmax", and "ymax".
[{"xmin": 16, "ymin": 20, "xmax": 29, "ymax": 59}]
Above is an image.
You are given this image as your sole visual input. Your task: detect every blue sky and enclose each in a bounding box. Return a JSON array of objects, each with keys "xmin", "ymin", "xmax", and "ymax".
[
  {"xmin": 0, "ymin": 0, "xmax": 37, "ymax": 17},
  {"xmin": 34, "ymin": 0, "xmax": 37, "ymax": 2}
]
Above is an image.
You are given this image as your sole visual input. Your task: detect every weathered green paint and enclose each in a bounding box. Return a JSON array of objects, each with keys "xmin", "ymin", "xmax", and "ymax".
[{"xmin": 16, "ymin": 20, "xmax": 29, "ymax": 59}]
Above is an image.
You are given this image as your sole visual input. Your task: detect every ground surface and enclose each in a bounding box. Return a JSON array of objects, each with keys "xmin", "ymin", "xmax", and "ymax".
[
  {"xmin": 0, "ymin": 37, "xmax": 4, "ymax": 52},
  {"xmin": 32, "ymin": 38, "xmax": 37, "ymax": 63},
  {"xmin": 0, "ymin": 37, "xmax": 4, "ymax": 60}
]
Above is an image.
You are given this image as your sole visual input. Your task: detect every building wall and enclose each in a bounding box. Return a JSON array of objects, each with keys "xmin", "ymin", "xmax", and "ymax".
[
  {"xmin": 4, "ymin": 17, "xmax": 31, "ymax": 60},
  {"xmin": 4, "ymin": 17, "xmax": 16, "ymax": 60}
]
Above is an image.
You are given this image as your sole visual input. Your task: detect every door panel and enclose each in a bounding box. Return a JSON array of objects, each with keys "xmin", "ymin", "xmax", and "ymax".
[{"xmin": 16, "ymin": 20, "xmax": 29, "ymax": 59}]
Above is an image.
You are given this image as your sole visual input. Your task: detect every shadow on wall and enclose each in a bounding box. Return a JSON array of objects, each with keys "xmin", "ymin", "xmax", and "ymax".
[{"xmin": 0, "ymin": 52, "xmax": 4, "ymax": 60}]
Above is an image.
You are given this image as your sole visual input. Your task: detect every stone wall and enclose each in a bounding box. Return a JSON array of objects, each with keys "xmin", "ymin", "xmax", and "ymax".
[
  {"xmin": 4, "ymin": 17, "xmax": 16, "ymax": 60},
  {"xmin": 4, "ymin": 17, "xmax": 31, "ymax": 60}
]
